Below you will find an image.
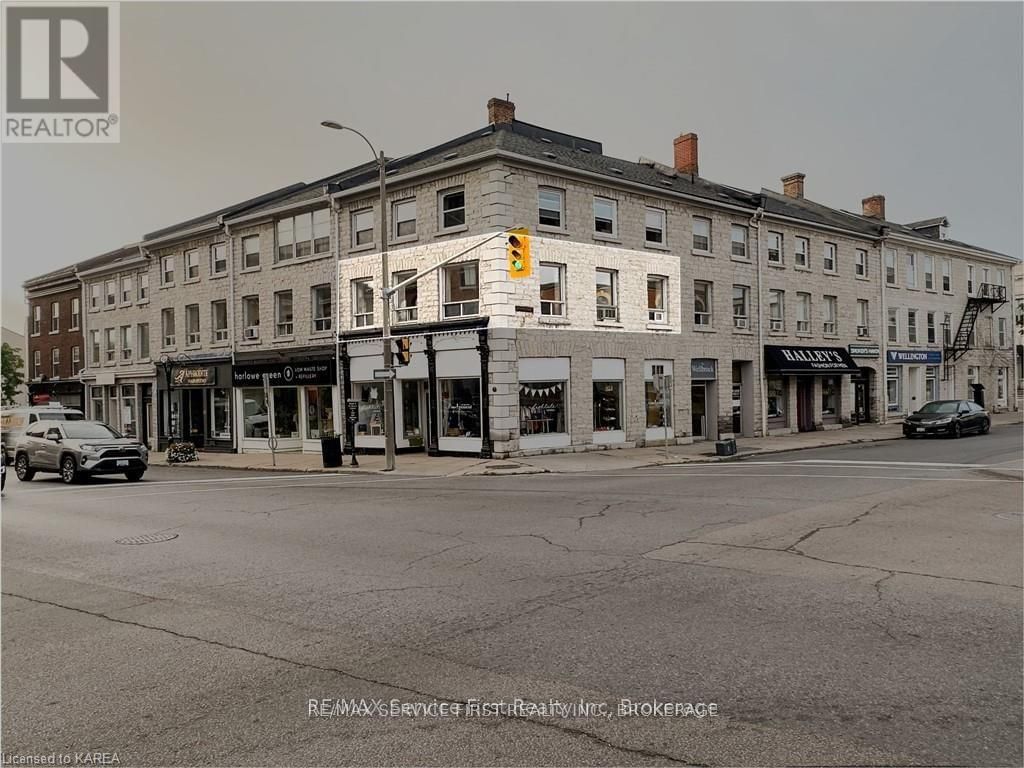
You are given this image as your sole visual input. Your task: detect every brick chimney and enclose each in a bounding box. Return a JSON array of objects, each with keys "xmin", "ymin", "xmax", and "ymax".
[
  {"xmin": 862, "ymin": 194, "xmax": 886, "ymax": 219},
  {"xmin": 487, "ymin": 97, "xmax": 515, "ymax": 125},
  {"xmin": 673, "ymin": 133, "xmax": 698, "ymax": 176},
  {"xmin": 781, "ymin": 172, "xmax": 805, "ymax": 199}
]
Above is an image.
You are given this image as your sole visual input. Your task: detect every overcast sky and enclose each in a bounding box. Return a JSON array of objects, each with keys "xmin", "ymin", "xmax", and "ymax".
[{"xmin": 3, "ymin": 1, "xmax": 1022, "ymax": 331}]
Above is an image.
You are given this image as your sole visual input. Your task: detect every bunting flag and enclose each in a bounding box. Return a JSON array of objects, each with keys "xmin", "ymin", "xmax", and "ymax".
[{"xmin": 519, "ymin": 382, "xmax": 563, "ymax": 397}]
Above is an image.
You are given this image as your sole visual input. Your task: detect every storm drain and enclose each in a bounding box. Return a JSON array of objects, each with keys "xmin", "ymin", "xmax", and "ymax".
[{"xmin": 115, "ymin": 532, "xmax": 179, "ymax": 545}]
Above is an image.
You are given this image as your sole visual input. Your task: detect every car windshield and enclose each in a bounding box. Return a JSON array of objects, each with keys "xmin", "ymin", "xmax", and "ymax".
[
  {"xmin": 46, "ymin": 412, "xmax": 85, "ymax": 421},
  {"xmin": 918, "ymin": 401, "xmax": 959, "ymax": 414},
  {"xmin": 62, "ymin": 422, "xmax": 122, "ymax": 439}
]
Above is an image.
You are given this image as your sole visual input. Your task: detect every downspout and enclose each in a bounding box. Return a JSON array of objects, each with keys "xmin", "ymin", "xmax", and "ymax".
[
  {"xmin": 877, "ymin": 227, "xmax": 890, "ymax": 424},
  {"xmin": 222, "ymin": 219, "xmax": 237, "ymax": 453},
  {"xmin": 751, "ymin": 205, "xmax": 767, "ymax": 438}
]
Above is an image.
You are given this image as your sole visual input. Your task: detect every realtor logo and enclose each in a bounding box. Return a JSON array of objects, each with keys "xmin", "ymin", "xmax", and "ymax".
[{"xmin": 3, "ymin": 2, "xmax": 120, "ymax": 142}]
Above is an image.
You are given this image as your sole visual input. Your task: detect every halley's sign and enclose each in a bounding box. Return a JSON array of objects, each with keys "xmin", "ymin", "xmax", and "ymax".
[{"xmin": 764, "ymin": 345, "xmax": 859, "ymax": 375}]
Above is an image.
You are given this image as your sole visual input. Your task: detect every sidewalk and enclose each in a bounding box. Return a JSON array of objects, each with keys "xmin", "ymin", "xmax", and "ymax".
[{"xmin": 150, "ymin": 411, "xmax": 1022, "ymax": 478}]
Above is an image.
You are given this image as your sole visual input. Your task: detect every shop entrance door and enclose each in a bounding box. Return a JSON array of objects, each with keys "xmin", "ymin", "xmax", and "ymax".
[
  {"xmin": 796, "ymin": 379, "xmax": 814, "ymax": 432},
  {"xmin": 184, "ymin": 389, "xmax": 206, "ymax": 448},
  {"xmin": 853, "ymin": 369, "xmax": 872, "ymax": 424},
  {"xmin": 691, "ymin": 383, "xmax": 707, "ymax": 439},
  {"xmin": 401, "ymin": 380, "xmax": 427, "ymax": 450}
]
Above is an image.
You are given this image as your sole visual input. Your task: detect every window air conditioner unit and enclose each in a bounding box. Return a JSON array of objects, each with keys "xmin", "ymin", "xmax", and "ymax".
[
  {"xmin": 734, "ymin": 317, "xmax": 748, "ymax": 330},
  {"xmin": 245, "ymin": 327, "xmax": 259, "ymax": 340},
  {"xmin": 769, "ymin": 319, "xmax": 783, "ymax": 332},
  {"xmin": 857, "ymin": 325, "xmax": 869, "ymax": 337},
  {"xmin": 648, "ymin": 310, "xmax": 666, "ymax": 323}
]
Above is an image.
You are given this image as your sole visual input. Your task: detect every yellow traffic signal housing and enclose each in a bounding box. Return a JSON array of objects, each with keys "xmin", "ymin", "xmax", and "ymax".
[
  {"xmin": 507, "ymin": 229, "xmax": 531, "ymax": 279},
  {"xmin": 395, "ymin": 336, "xmax": 412, "ymax": 366}
]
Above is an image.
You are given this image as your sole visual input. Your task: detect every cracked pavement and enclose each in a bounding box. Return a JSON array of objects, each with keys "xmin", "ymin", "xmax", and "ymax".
[{"xmin": 2, "ymin": 425, "xmax": 1021, "ymax": 766}]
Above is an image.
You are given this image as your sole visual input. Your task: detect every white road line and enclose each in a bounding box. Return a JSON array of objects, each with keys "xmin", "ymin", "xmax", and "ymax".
[
  {"xmin": 13, "ymin": 472, "xmax": 368, "ymax": 496},
  {"xmin": 655, "ymin": 459, "xmax": 1009, "ymax": 470},
  {"xmin": 792, "ymin": 459, "xmax": 999, "ymax": 468},
  {"xmin": 596, "ymin": 472, "xmax": 1019, "ymax": 483}
]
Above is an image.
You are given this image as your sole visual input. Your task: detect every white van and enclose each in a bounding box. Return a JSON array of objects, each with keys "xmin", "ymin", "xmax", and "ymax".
[{"xmin": 1, "ymin": 405, "xmax": 85, "ymax": 464}]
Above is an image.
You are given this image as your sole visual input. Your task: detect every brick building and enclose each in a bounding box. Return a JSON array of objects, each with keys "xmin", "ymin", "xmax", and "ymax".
[
  {"xmin": 23, "ymin": 266, "xmax": 85, "ymax": 410},
  {"xmin": 24, "ymin": 96, "xmax": 1019, "ymax": 456}
]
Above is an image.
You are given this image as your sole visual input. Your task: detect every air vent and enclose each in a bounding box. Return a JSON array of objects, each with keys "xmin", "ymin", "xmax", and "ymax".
[
  {"xmin": 540, "ymin": 137, "xmax": 553, "ymax": 144},
  {"xmin": 610, "ymin": 168, "xmax": 624, "ymax": 175},
  {"xmin": 578, "ymin": 147, "xmax": 591, "ymax": 154},
  {"xmin": 443, "ymin": 151, "xmax": 458, "ymax": 160},
  {"xmin": 543, "ymin": 152, "xmax": 557, "ymax": 159}
]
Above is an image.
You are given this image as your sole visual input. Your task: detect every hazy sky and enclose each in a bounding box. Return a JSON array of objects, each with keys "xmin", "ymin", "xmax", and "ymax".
[{"xmin": 3, "ymin": 1, "xmax": 1022, "ymax": 331}]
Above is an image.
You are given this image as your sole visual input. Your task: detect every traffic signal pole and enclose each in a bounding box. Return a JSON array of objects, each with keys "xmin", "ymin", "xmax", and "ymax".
[{"xmin": 378, "ymin": 150, "xmax": 396, "ymax": 472}]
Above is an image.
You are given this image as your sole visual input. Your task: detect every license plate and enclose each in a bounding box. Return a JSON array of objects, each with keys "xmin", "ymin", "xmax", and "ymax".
[
  {"xmin": 916, "ymin": 428, "xmax": 925, "ymax": 433},
  {"xmin": 117, "ymin": 459, "xmax": 129, "ymax": 467}
]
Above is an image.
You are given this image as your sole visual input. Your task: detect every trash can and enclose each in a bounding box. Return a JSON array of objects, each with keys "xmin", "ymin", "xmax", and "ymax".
[
  {"xmin": 715, "ymin": 438, "xmax": 737, "ymax": 457},
  {"xmin": 320, "ymin": 434, "xmax": 342, "ymax": 468}
]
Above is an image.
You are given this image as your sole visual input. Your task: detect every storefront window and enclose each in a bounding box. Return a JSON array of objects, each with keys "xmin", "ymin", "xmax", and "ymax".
[
  {"xmin": 353, "ymin": 383, "xmax": 385, "ymax": 436},
  {"xmin": 519, "ymin": 381, "xmax": 567, "ymax": 435},
  {"xmin": 886, "ymin": 366, "xmax": 901, "ymax": 412},
  {"xmin": 767, "ymin": 377, "xmax": 786, "ymax": 420},
  {"xmin": 211, "ymin": 388, "xmax": 231, "ymax": 439},
  {"xmin": 440, "ymin": 378, "xmax": 481, "ymax": 437},
  {"xmin": 90, "ymin": 386, "xmax": 104, "ymax": 423},
  {"xmin": 593, "ymin": 381, "xmax": 623, "ymax": 431},
  {"xmin": 821, "ymin": 377, "xmax": 837, "ymax": 417},
  {"xmin": 273, "ymin": 388, "xmax": 299, "ymax": 438},
  {"xmin": 107, "ymin": 385, "xmax": 120, "ymax": 432},
  {"xmin": 120, "ymin": 385, "xmax": 137, "ymax": 438},
  {"xmin": 925, "ymin": 367, "xmax": 938, "ymax": 403},
  {"xmin": 305, "ymin": 386, "xmax": 334, "ymax": 439},
  {"xmin": 645, "ymin": 370, "xmax": 671, "ymax": 429},
  {"xmin": 242, "ymin": 388, "xmax": 269, "ymax": 438}
]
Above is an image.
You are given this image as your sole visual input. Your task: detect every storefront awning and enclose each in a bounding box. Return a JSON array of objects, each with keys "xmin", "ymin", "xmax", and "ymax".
[{"xmin": 764, "ymin": 345, "xmax": 860, "ymax": 376}]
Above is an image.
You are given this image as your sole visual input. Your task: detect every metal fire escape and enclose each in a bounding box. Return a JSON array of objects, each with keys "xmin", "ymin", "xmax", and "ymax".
[{"xmin": 942, "ymin": 282, "xmax": 1007, "ymax": 380}]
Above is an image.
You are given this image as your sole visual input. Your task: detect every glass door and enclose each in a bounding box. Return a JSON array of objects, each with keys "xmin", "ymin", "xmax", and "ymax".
[
  {"xmin": 691, "ymin": 384, "xmax": 707, "ymax": 439},
  {"xmin": 401, "ymin": 380, "xmax": 425, "ymax": 449}
]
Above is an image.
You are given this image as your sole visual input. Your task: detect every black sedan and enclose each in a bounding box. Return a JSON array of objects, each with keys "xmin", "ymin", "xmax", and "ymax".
[{"xmin": 903, "ymin": 400, "xmax": 990, "ymax": 438}]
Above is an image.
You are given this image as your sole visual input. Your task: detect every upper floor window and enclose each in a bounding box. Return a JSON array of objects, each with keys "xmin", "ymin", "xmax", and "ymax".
[
  {"xmin": 311, "ymin": 284, "xmax": 332, "ymax": 332},
  {"xmin": 185, "ymin": 249, "xmax": 200, "ymax": 280},
  {"xmin": 855, "ymin": 249, "xmax": 868, "ymax": 278},
  {"xmin": 730, "ymin": 225, "xmax": 748, "ymax": 259},
  {"xmin": 137, "ymin": 324, "xmax": 149, "ymax": 360},
  {"xmin": 312, "ymin": 208, "xmax": 330, "ymax": 253},
  {"xmin": 443, "ymin": 262, "xmax": 479, "ymax": 318},
  {"xmin": 185, "ymin": 304, "xmax": 201, "ymax": 346},
  {"xmin": 593, "ymin": 197, "xmax": 617, "ymax": 236},
  {"xmin": 645, "ymin": 207, "xmax": 666, "ymax": 245},
  {"xmin": 769, "ymin": 290, "xmax": 785, "ymax": 332},
  {"xmin": 692, "ymin": 216, "xmax": 711, "ymax": 252},
  {"xmin": 967, "ymin": 265, "xmax": 975, "ymax": 295},
  {"xmin": 161, "ymin": 255, "xmax": 175, "ymax": 285},
  {"xmin": 51, "ymin": 348, "xmax": 60, "ymax": 378},
  {"xmin": 105, "ymin": 279, "xmax": 116, "ymax": 306},
  {"xmin": 905, "ymin": 252, "xmax": 917, "ymax": 288},
  {"xmin": 90, "ymin": 329, "xmax": 101, "ymax": 364},
  {"xmin": 595, "ymin": 268, "xmax": 618, "ymax": 321},
  {"xmin": 393, "ymin": 199, "xmax": 417, "ymax": 239},
  {"xmin": 887, "ymin": 308, "xmax": 898, "ymax": 342},
  {"xmin": 884, "ymin": 248, "xmax": 897, "ymax": 285},
  {"xmin": 31, "ymin": 305, "xmax": 41, "ymax": 335},
  {"xmin": 352, "ymin": 209, "xmax": 374, "ymax": 247},
  {"xmin": 857, "ymin": 300, "xmax": 870, "ymax": 337},
  {"xmin": 538, "ymin": 187, "xmax": 564, "ymax": 228},
  {"xmin": 647, "ymin": 275, "xmax": 667, "ymax": 322},
  {"xmin": 767, "ymin": 231, "xmax": 783, "ymax": 264},
  {"xmin": 90, "ymin": 283, "xmax": 101, "ymax": 309},
  {"xmin": 72, "ymin": 345, "xmax": 81, "ymax": 373},
  {"xmin": 794, "ymin": 236, "xmax": 809, "ymax": 268},
  {"xmin": 694, "ymin": 281, "xmax": 712, "ymax": 327},
  {"xmin": 120, "ymin": 325, "xmax": 133, "ymax": 361},
  {"xmin": 138, "ymin": 274, "xmax": 149, "ymax": 302},
  {"xmin": 33, "ymin": 350, "xmax": 41, "ymax": 378},
  {"xmin": 70, "ymin": 298, "xmax": 80, "ymax": 330},
  {"xmin": 732, "ymin": 285, "xmax": 750, "ymax": 329},
  {"xmin": 923, "ymin": 255, "xmax": 934, "ymax": 290},
  {"xmin": 823, "ymin": 295, "xmax": 837, "ymax": 335},
  {"xmin": 242, "ymin": 296, "xmax": 260, "ymax": 340},
  {"xmin": 277, "ymin": 209, "xmax": 330, "ymax": 261},
  {"xmin": 242, "ymin": 235, "xmax": 260, "ymax": 269},
  {"xmin": 275, "ymin": 290, "xmax": 294, "ymax": 336},
  {"xmin": 997, "ymin": 269, "xmax": 1006, "ymax": 287},
  {"xmin": 104, "ymin": 327, "xmax": 116, "ymax": 362},
  {"xmin": 539, "ymin": 263, "xmax": 565, "ymax": 317},
  {"xmin": 50, "ymin": 301, "xmax": 60, "ymax": 333},
  {"xmin": 212, "ymin": 300, "xmax": 228, "ymax": 342},
  {"xmin": 796, "ymin": 292, "xmax": 811, "ymax": 333},
  {"xmin": 120, "ymin": 275, "xmax": 133, "ymax": 303},
  {"xmin": 927, "ymin": 311, "xmax": 936, "ymax": 344},
  {"xmin": 942, "ymin": 259, "xmax": 952, "ymax": 292},
  {"xmin": 211, "ymin": 243, "xmax": 227, "ymax": 275},
  {"xmin": 439, "ymin": 188, "xmax": 466, "ymax": 230},
  {"xmin": 907, "ymin": 309, "xmax": 918, "ymax": 343},
  {"xmin": 352, "ymin": 279, "xmax": 375, "ymax": 328},
  {"xmin": 823, "ymin": 242, "xmax": 837, "ymax": 273},
  {"xmin": 392, "ymin": 270, "xmax": 418, "ymax": 323}
]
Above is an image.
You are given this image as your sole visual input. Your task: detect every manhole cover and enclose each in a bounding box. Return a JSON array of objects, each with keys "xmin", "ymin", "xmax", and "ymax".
[{"xmin": 115, "ymin": 533, "xmax": 179, "ymax": 545}]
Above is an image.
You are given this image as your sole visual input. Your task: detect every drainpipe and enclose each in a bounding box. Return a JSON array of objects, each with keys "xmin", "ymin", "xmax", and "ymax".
[
  {"xmin": 223, "ymin": 219, "xmax": 237, "ymax": 453},
  {"xmin": 878, "ymin": 227, "xmax": 890, "ymax": 424},
  {"xmin": 751, "ymin": 205, "xmax": 767, "ymax": 438}
]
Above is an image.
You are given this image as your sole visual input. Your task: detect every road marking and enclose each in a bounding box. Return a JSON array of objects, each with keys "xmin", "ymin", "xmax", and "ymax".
[
  {"xmin": 791, "ymin": 459, "xmax": 999, "ymax": 469},
  {"xmin": 654, "ymin": 459, "xmax": 1012, "ymax": 471},
  {"xmin": 13, "ymin": 472, "xmax": 374, "ymax": 496},
  {"xmin": 596, "ymin": 472, "xmax": 1020, "ymax": 483}
]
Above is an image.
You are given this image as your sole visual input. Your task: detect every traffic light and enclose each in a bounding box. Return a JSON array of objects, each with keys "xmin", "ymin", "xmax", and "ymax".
[
  {"xmin": 395, "ymin": 336, "xmax": 412, "ymax": 366},
  {"xmin": 507, "ymin": 228, "xmax": 531, "ymax": 279}
]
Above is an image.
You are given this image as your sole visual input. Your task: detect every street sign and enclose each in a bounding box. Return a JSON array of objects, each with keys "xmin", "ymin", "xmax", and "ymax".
[{"xmin": 373, "ymin": 368, "xmax": 396, "ymax": 380}]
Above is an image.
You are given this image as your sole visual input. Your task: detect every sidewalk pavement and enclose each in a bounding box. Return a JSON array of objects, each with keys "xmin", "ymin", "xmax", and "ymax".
[{"xmin": 150, "ymin": 411, "xmax": 1022, "ymax": 478}]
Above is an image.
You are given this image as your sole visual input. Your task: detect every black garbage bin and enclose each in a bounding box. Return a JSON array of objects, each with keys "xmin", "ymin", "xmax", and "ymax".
[
  {"xmin": 715, "ymin": 438, "xmax": 737, "ymax": 457},
  {"xmin": 320, "ymin": 434, "xmax": 342, "ymax": 468}
]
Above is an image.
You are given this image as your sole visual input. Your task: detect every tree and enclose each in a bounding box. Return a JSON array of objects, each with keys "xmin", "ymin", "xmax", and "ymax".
[{"xmin": 2, "ymin": 342, "xmax": 25, "ymax": 406}]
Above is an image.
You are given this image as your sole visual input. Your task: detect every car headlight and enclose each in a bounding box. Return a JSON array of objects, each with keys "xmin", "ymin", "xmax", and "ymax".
[
  {"xmin": 80, "ymin": 443, "xmax": 96, "ymax": 453},
  {"xmin": 932, "ymin": 417, "xmax": 954, "ymax": 425}
]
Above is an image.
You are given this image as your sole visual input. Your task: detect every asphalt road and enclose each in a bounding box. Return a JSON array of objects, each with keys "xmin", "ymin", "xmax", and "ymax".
[{"xmin": 2, "ymin": 427, "xmax": 1021, "ymax": 767}]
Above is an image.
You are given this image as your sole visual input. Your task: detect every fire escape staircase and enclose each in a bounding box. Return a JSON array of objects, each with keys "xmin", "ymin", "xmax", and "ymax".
[{"xmin": 942, "ymin": 283, "xmax": 1007, "ymax": 380}]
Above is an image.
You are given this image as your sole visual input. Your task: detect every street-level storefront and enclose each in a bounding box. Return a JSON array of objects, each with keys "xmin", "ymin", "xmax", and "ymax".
[
  {"xmin": 87, "ymin": 370, "xmax": 156, "ymax": 448},
  {"xmin": 28, "ymin": 379, "xmax": 85, "ymax": 412},
  {"xmin": 340, "ymin": 321, "xmax": 489, "ymax": 457},
  {"xmin": 157, "ymin": 358, "xmax": 232, "ymax": 451},
  {"xmin": 885, "ymin": 349, "xmax": 944, "ymax": 416},
  {"xmin": 690, "ymin": 358, "xmax": 718, "ymax": 441},
  {"xmin": 848, "ymin": 344, "xmax": 881, "ymax": 424},
  {"xmin": 232, "ymin": 354, "xmax": 339, "ymax": 454},
  {"xmin": 763, "ymin": 345, "xmax": 860, "ymax": 433}
]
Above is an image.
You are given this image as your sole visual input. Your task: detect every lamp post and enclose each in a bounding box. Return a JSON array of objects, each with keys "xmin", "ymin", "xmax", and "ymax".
[{"xmin": 320, "ymin": 121, "xmax": 395, "ymax": 471}]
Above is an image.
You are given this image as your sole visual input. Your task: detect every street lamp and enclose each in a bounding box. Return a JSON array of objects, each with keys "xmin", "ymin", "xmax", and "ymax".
[{"xmin": 320, "ymin": 120, "xmax": 396, "ymax": 471}]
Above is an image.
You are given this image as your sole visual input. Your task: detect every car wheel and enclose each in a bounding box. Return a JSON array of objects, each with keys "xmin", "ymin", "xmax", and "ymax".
[
  {"xmin": 15, "ymin": 454, "xmax": 35, "ymax": 481},
  {"xmin": 124, "ymin": 470, "xmax": 145, "ymax": 482},
  {"xmin": 60, "ymin": 455, "xmax": 80, "ymax": 484},
  {"xmin": 952, "ymin": 422, "xmax": 962, "ymax": 439},
  {"xmin": 981, "ymin": 419, "xmax": 990, "ymax": 435}
]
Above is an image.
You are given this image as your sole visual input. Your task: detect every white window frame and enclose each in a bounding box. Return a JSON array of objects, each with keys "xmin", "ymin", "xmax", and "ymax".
[
  {"xmin": 439, "ymin": 187, "xmax": 466, "ymax": 231},
  {"xmin": 105, "ymin": 279, "xmax": 116, "ymax": 307},
  {"xmin": 242, "ymin": 235, "xmax": 261, "ymax": 269},
  {"xmin": 694, "ymin": 281, "xmax": 713, "ymax": 327},
  {"xmin": 732, "ymin": 285, "xmax": 750, "ymax": 329},
  {"xmin": 769, "ymin": 289, "xmax": 785, "ymax": 332},
  {"xmin": 942, "ymin": 259, "xmax": 952, "ymax": 292},
  {"xmin": 137, "ymin": 323, "xmax": 150, "ymax": 360},
  {"xmin": 161, "ymin": 255, "xmax": 174, "ymax": 285},
  {"xmin": 120, "ymin": 275, "xmax": 133, "ymax": 304},
  {"xmin": 104, "ymin": 327, "xmax": 116, "ymax": 363},
  {"xmin": 392, "ymin": 270, "xmax": 419, "ymax": 323},
  {"xmin": 393, "ymin": 199, "xmax": 417, "ymax": 239},
  {"xmin": 593, "ymin": 197, "xmax": 618, "ymax": 237},
  {"xmin": 120, "ymin": 325, "xmax": 133, "ymax": 361},
  {"xmin": 822, "ymin": 295, "xmax": 837, "ymax": 335},
  {"xmin": 538, "ymin": 187, "xmax": 564, "ymax": 229},
  {"xmin": 311, "ymin": 284, "xmax": 332, "ymax": 333},
  {"xmin": 907, "ymin": 309, "xmax": 918, "ymax": 344},
  {"xmin": 72, "ymin": 345, "xmax": 81, "ymax": 372},
  {"xmin": 352, "ymin": 279, "xmax": 375, "ymax": 328},
  {"xmin": 185, "ymin": 249, "xmax": 200, "ymax": 281},
  {"xmin": 857, "ymin": 299, "xmax": 870, "ymax": 337},
  {"xmin": 211, "ymin": 300, "xmax": 229, "ymax": 342},
  {"xmin": 185, "ymin": 304, "xmax": 201, "ymax": 346},
  {"xmin": 692, "ymin": 216, "xmax": 711, "ymax": 253},
  {"xmin": 539, "ymin": 263, "xmax": 565, "ymax": 317},
  {"xmin": 855, "ymin": 249, "xmax": 867, "ymax": 278},
  {"xmin": 647, "ymin": 275, "xmax": 667, "ymax": 323},
  {"xmin": 275, "ymin": 290, "xmax": 294, "ymax": 336},
  {"xmin": 595, "ymin": 268, "xmax": 619, "ymax": 322},
  {"xmin": 906, "ymin": 252, "xmax": 918, "ymax": 288},
  {"xmin": 31, "ymin": 305, "xmax": 41, "ymax": 335},
  {"xmin": 796, "ymin": 292, "xmax": 811, "ymax": 333},
  {"xmin": 823, "ymin": 242, "xmax": 837, "ymax": 274},
  {"xmin": 885, "ymin": 248, "xmax": 898, "ymax": 286},
  {"xmin": 926, "ymin": 311, "xmax": 936, "ymax": 344},
  {"xmin": 138, "ymin": 274, "xmax": 149, "ymax": 302},
  {"xmin": 51, "ymin": 347, "xmax": 60, "ymax": 377},
  {"xmin": 242, "ymin": 296, "xmax": 260, "ymax": 339},
  {"xmin": 644, "ymin": 207, "xmax": 666, "ymax": 246},
  {"xmin": 442, "ymin": 262, "xmax": 480, "ymax": 318},
  {"xmin": 352, "ymin": 209, "xmax": 374, "ymax": 247},
  {"xmin": 730, "ymin": 224, "xmax": 749, "ymax": 260},
  {"xmin": 50, "ymin": 301, "xmax": 60, "ymax": 333},
  {"xmin": 90, "ymin": 283, "xmax": 101, "ymax": 310},
  {"xmin": 794, "ymin": 237, "xmax": 809, "ymax": 268},
  {"xmin": 923, "ymin": 255, "xmax": 934, "ymax": 290},
  {"xmin": 211, "ymin": 243, "xmax": 228, "ymax": 275},
  {"xmin": 767, "ymin": 231, "xmax": 783, "ymax": 264},
  {"xmin": 887, "ymin": 308, "xmax": 898, "ymax": 343},
  {"xmin": 70, "ymin": 297, "xmax": 80, "ymax": 330}
]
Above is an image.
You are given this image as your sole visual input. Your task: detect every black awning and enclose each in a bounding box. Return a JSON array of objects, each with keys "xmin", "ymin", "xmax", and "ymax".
[{"xmin": 764, "ymin": 345, "xmax": 860, "ymax": 376}]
